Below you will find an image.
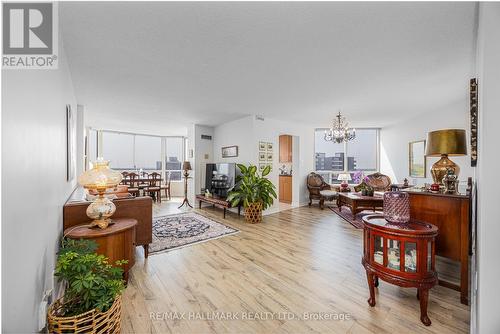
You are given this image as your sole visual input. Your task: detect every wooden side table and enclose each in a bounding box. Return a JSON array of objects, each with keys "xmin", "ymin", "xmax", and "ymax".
[
  {"xmin": 64, "ymin": 218, "xmax": 137, "ymax": 282},
  {"xmin": 362, "ymin": 214, "xmax": 438, "ymax": 326}
]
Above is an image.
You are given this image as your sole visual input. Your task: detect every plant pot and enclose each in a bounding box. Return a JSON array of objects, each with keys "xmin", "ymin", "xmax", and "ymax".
[
  {"xmin": 244, "ymin": 202, "xmax": 263, "ymax": 224},
  {"xmin": 47, "ymin": 295, "xmax": 122, "ymax": 334}
]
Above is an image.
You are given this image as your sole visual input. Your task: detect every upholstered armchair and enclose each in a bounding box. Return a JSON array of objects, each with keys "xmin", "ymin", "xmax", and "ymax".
[
  {"xmin": 354, "ymin": 172, "xmax": 392, "ymax": 192},
  {"xmin": 307, "ymin": 172, "xmax": 340, "ymax": 208}
]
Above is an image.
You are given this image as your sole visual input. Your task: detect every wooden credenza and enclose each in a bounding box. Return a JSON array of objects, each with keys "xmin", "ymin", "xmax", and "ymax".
[{"xmin": 407, "ymin": 190, "xmax": 471, "ymax": 305}]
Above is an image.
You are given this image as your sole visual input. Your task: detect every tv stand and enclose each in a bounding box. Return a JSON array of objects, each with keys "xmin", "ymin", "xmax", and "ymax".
[{"xmin": 196, "ymin": 194, "xmax": 241, "ymax": 219}]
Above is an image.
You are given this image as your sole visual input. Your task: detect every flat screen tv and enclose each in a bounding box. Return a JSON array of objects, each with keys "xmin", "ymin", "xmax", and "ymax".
[{"xmin": 205, "ymin": 163, "xmax": 239, "ymax": 198}]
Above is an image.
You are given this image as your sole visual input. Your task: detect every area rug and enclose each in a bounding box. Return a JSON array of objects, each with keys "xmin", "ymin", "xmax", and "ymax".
[
  {"xmin": 150, "ymin": 212, "xmax": 239, "ymax": 255},
  {"xmin": 328, "ymin": 206, "xmax": 382, "ymax": 229}
]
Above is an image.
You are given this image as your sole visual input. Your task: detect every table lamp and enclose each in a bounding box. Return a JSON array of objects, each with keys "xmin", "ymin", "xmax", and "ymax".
[
  {"xmin": 337, "ymin": 173, "xmax": 352, "ymax": 191},
  {"xmin": 178, "ymin": 161, "xmax": 193, "ymax": 209},
  {"xmin": 78, "ymin": 158, "xmax": 123, "ymax": 229},
  {"xmin": 425, "ymin": 129, "xmax": 467, "ymax": 185}
]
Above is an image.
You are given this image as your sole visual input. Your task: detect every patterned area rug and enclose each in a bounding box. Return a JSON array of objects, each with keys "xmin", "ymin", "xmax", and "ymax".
[
  {"xmin": 329, "ymin": 206, "xmax": 382, "ymax": 229},
  {"xmin": 150, "ymin": 212, "xmax": 239, "ymax": 255}
]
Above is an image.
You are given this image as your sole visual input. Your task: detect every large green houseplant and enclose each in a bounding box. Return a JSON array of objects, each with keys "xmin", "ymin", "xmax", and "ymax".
[
  {"xmin": 227, "ymin": 164, "xmax": 277, "ymax": 223},
  {"xmin": 47, "ymin": 238, "xmax": 127, "ymax": 333}
]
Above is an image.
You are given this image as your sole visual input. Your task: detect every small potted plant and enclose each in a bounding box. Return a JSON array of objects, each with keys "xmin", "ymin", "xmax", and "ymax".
[
  {"xmin": 227, "ymin": 164, "xmax": 277, "ymax": 224},
  {"xmin": 360, "ymin": 177, "xmax": 374, "ymax": 196},
  {"xmin": 47, "ymin": 238, "xmax": 127, "ymax": 333}
]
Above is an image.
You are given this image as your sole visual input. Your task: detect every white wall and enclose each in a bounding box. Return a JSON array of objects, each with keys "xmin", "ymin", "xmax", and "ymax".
[
  {"xmin": 212, "ymin": 116, "xmax": 315, "ymax": 214},
  {"xmin": 380, "ymin": 101, "xmax": 474, "ymax": 187},
  {"xmin": 1, "ymin": 45, "xmax": 78, "ymax": 332},
  {"xmin": 476, "ymin": 3, "xmax": 500, "ymax": 333}
]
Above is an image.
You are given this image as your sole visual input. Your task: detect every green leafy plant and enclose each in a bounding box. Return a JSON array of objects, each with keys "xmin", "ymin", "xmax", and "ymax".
[
  {"xmin": 227, "ymin": 164, "xmax": 277, "ymax": 210},
  {"xmin": 54, "ymin": 238, "xmax": 127, "ymax": 316}
]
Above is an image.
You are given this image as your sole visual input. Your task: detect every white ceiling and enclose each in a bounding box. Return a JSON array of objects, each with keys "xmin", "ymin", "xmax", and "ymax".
[{"xmin": 61, "ymin": 2, "xmax": 476, "ymax": 134}]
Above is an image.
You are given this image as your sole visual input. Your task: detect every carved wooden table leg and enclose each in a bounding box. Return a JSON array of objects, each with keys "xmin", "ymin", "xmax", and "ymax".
[
  {"xmin": 418, "ymin": 288, "xmax": 431, "ymax": 326},
  {"xmin": 366, "ymin": 271, "xmax": 376, "ymax": 307},
  {"xmin": 373, "ymin": 275, "xmax": 379, "ymax": 287}
]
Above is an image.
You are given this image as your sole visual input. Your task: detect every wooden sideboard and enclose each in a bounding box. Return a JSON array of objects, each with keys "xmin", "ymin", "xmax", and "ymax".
[{"xmin": 406, "ymin": 189, "xmax": 471, "ymax": 305}]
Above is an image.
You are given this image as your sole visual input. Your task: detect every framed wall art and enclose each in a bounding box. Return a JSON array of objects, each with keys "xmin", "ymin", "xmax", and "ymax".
[
  {"xmin": 222, "ymin": 145, "xmax": 238, "ymax": 158},
  {"xmin": 409, "ymin": 140, "xmax": 426, "ymax": 178},
  {"xmin": 259, "ymin": 152, "xmax": 266, "ymax": 162},
  {"xmin": 266, "ymin": 142, "xmax": 273, "ymax": 151},
  {"xmin": 66, "ymin": 104, "xmax": 76, "ymax": 181},
  {"xmin": 259, "ymin": 141, "xmax": 266, "ymax": 151},
  {"xmin": 470, "ymin": 78, "xmax": 478, "ymax": 167}
]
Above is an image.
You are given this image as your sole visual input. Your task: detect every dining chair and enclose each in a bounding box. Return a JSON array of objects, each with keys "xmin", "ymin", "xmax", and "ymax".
[
  {"xmin": 120, "ymin": 171, "xmax": 129, "ymax": 184},
  {"xmin": 145, "ymin": 172, "xmax": 161, "ymax": 202},
  {"xmin": 161, "ymin": 172, "xmax": 171, "ymax": 201},
  {"xmin": 125, "ymin": 172, "xmax": 140, "ymax": 197}
]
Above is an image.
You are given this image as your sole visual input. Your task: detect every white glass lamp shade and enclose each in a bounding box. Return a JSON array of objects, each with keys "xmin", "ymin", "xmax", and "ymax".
[
  {"xmin": 337, "ymin": 173, "xmax": 352, "ymax": 181},
  {"xmin": 78, "ymin": 158, "xmax": 123, "ymax": 191}
]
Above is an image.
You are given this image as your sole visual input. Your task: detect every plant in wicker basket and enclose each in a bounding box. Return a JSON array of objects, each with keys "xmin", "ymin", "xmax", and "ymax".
[
  {"xmin": 48, "ymin": 238, "xmax": 127, "ymax": 333},
  {"xmin": 227, "ymin": 164, "xmax": 277, "ymax": 223}
]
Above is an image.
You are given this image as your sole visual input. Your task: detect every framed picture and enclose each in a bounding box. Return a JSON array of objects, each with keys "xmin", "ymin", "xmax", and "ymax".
[
  {"xmin": 266, "ymin": 152, "xmax": 273, "ymax": 162},
  {"xmin": 66, "ymin": 104, "xmax": 76, "ymax": 181},
  {"xmin": 259, "ymin": 141, "xmax": 266, "ymax": 151},
  {"xmin": 409, "ymin": 140, "xmax": 426, "ymax": 178},
  {"xmin": 259, "ymin": 152, "xmax": 266, "ymax": 162},
  {"xmin": 222, "ymin": 145, "xmax": 238, "ymax": 158},
  {"xmin": 259, "ymin": 163, "xmax": 266, "ymax": 172},
  {"xmin": 266, "ymin": 142, "xmax": 273, "ymax": 151},
  {"xmin": 470, "ymin": 78, "xmax": 478, "ymax": 167}
]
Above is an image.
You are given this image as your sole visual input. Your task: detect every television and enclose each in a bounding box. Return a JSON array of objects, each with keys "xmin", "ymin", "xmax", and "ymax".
[{"xmin": 205, "ymin": 163, "xmax": 239, "ymax": 198}]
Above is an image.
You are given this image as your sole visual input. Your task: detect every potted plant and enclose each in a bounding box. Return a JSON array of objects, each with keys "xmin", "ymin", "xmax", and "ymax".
[
  {"xmin": 47, "ymin": 238, "xmax": 127, "ymax": 333},
  {"xmin": 227, "ymin": 164, "xmax": 277, "ymax": 224}
]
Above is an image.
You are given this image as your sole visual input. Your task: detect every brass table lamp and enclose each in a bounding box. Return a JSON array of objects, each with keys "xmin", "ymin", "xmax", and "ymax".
[
  {"xmin": 78, "ymin": 158, "xmax": 123, "ymax": 229},
  {"xmin": 425, "ymin": 129, "xmax": 467, "ymax": 185}
]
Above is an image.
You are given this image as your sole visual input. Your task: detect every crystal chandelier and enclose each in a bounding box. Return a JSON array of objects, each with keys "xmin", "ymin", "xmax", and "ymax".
[{"xmin": 324, "ymin": 111, "xmax": 356, "ymax": 143}]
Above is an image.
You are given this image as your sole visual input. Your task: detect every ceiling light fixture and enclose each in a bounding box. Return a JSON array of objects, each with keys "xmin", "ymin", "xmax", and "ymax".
[{"xmin": 324, "ymin": 111, "xmax": 356, "ymax": 143}]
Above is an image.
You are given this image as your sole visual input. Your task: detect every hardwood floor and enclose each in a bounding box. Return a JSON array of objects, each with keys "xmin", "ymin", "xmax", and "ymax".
[{"xmin": 122, "ymin": 203, "xmax": 470, "ymax": 333}]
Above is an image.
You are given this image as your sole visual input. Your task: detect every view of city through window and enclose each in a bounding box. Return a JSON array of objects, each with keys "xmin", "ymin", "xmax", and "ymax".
[
  {"xmin": 314, "ymin": 128, "xmax": 379, "ymax": 183},
  {"xmin": 88, "ymin": 130, "xmax": 185, "ymax": 181}
]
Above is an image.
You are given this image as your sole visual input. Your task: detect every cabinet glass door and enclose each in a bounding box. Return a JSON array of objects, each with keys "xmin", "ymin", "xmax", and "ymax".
[
  {"xmin": 374, "ymin": 235, "xmax": 384, "ymax": 265},
  {"xmin": 387, "ymin": 239, "xmax": 400, "ymax": 270},
  {"xmin": 404, "ymin": 242, "xmax": 417, "ymax": 273}
]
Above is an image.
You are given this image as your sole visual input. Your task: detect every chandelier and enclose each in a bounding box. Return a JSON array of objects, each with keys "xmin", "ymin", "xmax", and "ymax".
[{"xmin": 324, "ymin": 111, "xmax": 356, "ymax": 143}]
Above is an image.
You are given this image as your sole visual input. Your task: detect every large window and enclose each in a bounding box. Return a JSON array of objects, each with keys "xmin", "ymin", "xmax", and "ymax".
[
  {"xmin": 87, "ymin": 130, "xmax": 185, "ymax": 181},
  {"xmin": 314, "ymin": 128, "xmax": 379, "ymax": 184}
]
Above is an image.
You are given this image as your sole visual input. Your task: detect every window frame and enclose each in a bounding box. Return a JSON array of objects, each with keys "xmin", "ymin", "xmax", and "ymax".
[
  {"xmin": 314, "ymin": 127, "xmax": 380, "ymax": 184},
  {"xmin": 89, "ymin": 128, "xmax": 186, "ymax": 183}
]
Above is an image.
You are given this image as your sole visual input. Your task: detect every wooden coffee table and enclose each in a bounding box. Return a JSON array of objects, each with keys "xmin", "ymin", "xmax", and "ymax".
[{"xmin": 337, "ymin": 192, "xmax": 384, "ymax": 215}]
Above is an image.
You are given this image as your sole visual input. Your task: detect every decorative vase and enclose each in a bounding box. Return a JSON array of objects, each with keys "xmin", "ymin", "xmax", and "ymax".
[
  {"xmin": 383, "ymin": 191, "xmax": 410, "ymax": 223},
  {"xmin": 245, "ymin": 202, "xmax": 263, "ymax": 224},
  {"xmin": 48, "ymin": 295, "xmax": 122, "ymax": 334}
]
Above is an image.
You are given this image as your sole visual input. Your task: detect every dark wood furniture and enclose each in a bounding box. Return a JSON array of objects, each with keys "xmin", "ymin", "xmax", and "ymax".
[
  {"xmin": 337, "ymin": 192, "xmax": 384, "ymax": 215},
  {"xmin": 279, "ymin": 175, "xmax": 292, "ymax": 203},
  {"xmin": 390, "ymin": 183, "xmax": 414, "ymax": 191},
  {"xmin": 64, "ymin": 218, "xmax": 137, "ymax": 282},
  {"xmin": 405, "ymin": 189, "xmax": 471, "ymax": 305},
  {"xmin": 160, "ymin": 172, "xmax": 172, "ymax": 200},
  {"xmin": 364, "ymin": 172, "xmax": 392, "ymax": 191},
  {"xmin": 196, "ymin": 194, "xmax": 241, "ymax": 218},
  {"xmin": 123, "ymin": 172, "xmax": 140, "ymax": 196},
  {"xmin": 307, "ymin": 172, "xmax": 340, "ymax": 207},
  {"xmin": 64, "ymin": 187, "xmax": 153, "ymax": 258},
  {"xmin": 362, "ymin": 214, "xmax": 438, "ymax": 326},
  {"xmin": 145, "ymin": 172, "xmax": 162, "ymax": 203},
  {"xmin": 279, "ymin": 134, "xmax": 292, "ymax": 163}
]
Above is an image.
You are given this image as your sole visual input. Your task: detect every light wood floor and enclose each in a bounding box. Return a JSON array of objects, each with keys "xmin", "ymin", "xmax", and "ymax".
[{"xmin": 122, "ymin": 202, "xmax": 470, "ymax": 333}]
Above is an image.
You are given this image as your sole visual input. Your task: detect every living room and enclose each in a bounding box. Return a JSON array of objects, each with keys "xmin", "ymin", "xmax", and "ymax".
[{"xmin": 2, "ymin": 2, "xmax": 500, "ymax": 333}]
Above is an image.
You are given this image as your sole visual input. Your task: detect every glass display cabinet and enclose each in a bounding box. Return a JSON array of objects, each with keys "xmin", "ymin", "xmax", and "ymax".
[{"xmin": 362, "ymin": 214, "xmax": 438, "ymax": 326}]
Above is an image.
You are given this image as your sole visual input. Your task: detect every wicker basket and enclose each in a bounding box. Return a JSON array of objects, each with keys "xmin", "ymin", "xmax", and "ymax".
[
  {"xmin": 244, "ymin": 202, "xmax": 263, "ymax": 224},
  {"xmin": 47, "ymin": 295, "xmax": 121, "ymax": 334}
]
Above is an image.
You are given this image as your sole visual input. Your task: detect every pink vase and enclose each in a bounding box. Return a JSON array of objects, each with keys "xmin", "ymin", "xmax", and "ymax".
[{"xmin": 383, "ymin": 191, "xmax": 410, "ymax": 223}]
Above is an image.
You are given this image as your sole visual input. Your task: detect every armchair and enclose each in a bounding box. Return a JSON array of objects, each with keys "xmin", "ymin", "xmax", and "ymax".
[{"xmin": 307, "ymin": 172, "xmax": 339, "ymax": 209}]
